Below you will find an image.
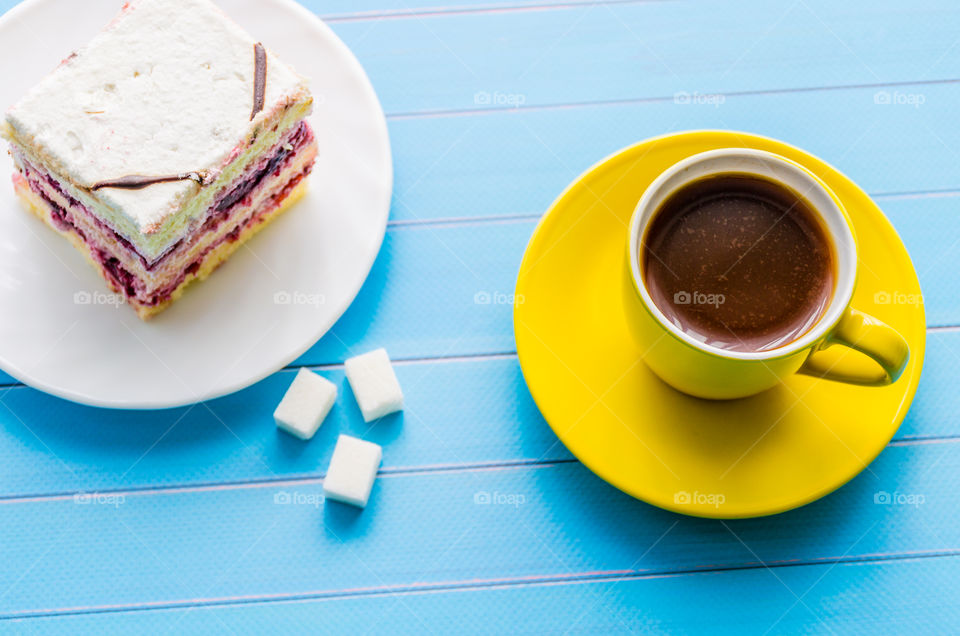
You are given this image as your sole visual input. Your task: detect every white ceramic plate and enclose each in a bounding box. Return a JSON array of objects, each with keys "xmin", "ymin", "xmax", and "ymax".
[{"xmin": 0, "ymin": 0, "xmax": 392, "ymax": 408}]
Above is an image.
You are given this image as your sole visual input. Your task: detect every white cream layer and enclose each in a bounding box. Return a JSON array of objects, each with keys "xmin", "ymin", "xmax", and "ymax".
[{"xmin": 3, "ymin": 0, "xmax": 311, "ymax": 261}]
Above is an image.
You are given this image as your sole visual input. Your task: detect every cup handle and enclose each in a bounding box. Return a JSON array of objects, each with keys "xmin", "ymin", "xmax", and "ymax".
[{"xmin": 798, "ymin": 308, "xmax": 910, "ymax": 386}]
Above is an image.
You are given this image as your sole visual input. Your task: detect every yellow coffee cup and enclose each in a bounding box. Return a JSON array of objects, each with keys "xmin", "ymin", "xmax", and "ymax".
[{"xmin": 624, "ymin": 148, "xmax": 909, "ymax": 399}]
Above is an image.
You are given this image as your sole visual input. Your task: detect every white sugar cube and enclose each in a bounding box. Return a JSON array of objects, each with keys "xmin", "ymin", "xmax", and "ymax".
[
  {"xmin": 323, "ymin": 435, "xmax": 383, "ymax": 508},
  {"xmin": 273, "ymin": 369, "xmax": 337, "ymax": 440},
  {"xmin": 344, "ymin": 348, "xmax": 404, "ymax": 422}
]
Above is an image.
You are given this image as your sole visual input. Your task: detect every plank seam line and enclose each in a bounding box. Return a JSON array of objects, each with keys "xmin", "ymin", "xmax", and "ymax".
[
  {"xmin": 0, "ymin": 352, "xmax": 520, "ymax": 391},
  {"xmin": 320, "ymin": 0, "xmax": 659, "ymax": 23},
  {"xmin": 3, "ymin": 550, "xmax": 958, "ymax": 622},
  {"xmin": 385, "ymin": 78, "xmax": 960, "ymax": 121},
  {"xmin": 384, "ymin": 186, "xmax": 960, "ymax": 229},
  {"xmin": 0, "ymin": 433, "xmax": 956, "ymax": 504},
  {"xmin": 285, "ymin": 350, "xmax": 518, "ymax": 371},
  {"xmin": 0, "ymin": 320, "xmax": 954, "ymax": 394},
  {"xmin": 872, "ymin": 187, "xmax": 960, "ymax": 201},
  {"xmin": 887, "ymin": 433, "xmax": 960, "ymax": 447},
  {"xmin": 0, "ymin": 320, "xmax": 957, "ymax": 391},
  {"xmin": 0, "ymin": 459, "xmax": 580, "ymax": 504},
  {"xmin": 387, "ymin": 213, "xmax": 542, "ymax": 228},
  {"xmin": 928, "ymin": 324, "xmax": 960, "ymax": 333}
]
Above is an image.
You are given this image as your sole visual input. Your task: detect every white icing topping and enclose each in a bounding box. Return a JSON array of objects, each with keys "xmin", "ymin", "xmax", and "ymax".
[{"xmin": 5, "ymin": 0, "xmax": 309, "ymax": 244}]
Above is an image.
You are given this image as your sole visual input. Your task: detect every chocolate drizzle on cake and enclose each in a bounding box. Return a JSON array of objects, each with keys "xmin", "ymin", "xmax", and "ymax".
[
  {"xmin": 90, "ymin": 172, "xmax": 209, "ymax": 191},
  {"xmin": 250, "ymin": 42, "xmax": 267, "ymax": 121}
]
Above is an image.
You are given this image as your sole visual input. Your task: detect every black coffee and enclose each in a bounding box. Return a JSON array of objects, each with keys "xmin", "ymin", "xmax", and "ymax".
[{"xmin": 642, "ymin": 174, "xmax": 834, "ymax": 352}]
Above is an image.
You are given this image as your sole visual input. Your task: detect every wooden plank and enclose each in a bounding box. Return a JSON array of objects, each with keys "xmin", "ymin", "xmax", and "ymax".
[
  {"xmin": 298, "ymin": 203, "xmax": 953, "ymax": 368},
  {"xmin": 0, "ymin": 440, "xmax": 954, "ymax": 617},
  {"xmin": 0, "ymin": 325, "xmax": 952, "ymax": 499},
  {"xmin": 0, "ymin": 85, "xmax": 955, "ymax": 384},
  {"xmin": 899, "ymin": 331, "xmax": 960, "ymax": 441},
  {"xmin": 0, "ymin": 357, "xmax": 563, "ymax": 498},
  {"xmin": 385, "ymin": 83, "xmax": 960, "ymax": 223},
  {"xmin": 331, "ymin": 0, "xmax": 960, "ymax": 114},
  {"xmin": 297, "ymin": 219, "xmax": 530, "ymax": 364},
  {"xmin": 6, "ymin": 0, "xmax": 959, "ymax": 117},
  {"xmin": 882, "ymin": 197, "xmax": 960, "ymax": 328},
  {"xmin": 0, "ymin": 0, "xmax": 615, "ymax": 22},
  {"xmin": 0, "ymin": 326, "xmax": 951, "ymax": 499},
  {"xmin": 9, "ymin": 555, "xmax": 960, "ymax": 633},
  {"xmin": 6, "ymin": 1, "xmax": 960, "ymax": 208},
  {"xmin": 308, "ymin": 0, "xmax": 631, "ymax": 21}
]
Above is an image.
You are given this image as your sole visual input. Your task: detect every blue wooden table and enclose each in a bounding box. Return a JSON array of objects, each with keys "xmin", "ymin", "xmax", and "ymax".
[{"xmin": 1, "ymin": 0, "xmax": 959, "ymax": 632}]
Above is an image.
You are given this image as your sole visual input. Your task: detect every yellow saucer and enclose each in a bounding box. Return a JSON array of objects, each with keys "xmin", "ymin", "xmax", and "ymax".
[{"xmin": 514, "ymin": 131, "xmax": 926, "ymax": 519}]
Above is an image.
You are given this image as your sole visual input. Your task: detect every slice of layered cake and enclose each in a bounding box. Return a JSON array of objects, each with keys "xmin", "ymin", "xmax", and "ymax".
[{"xmin": 1, "ymin": 0, "xmax": 317, "ymax": 319}]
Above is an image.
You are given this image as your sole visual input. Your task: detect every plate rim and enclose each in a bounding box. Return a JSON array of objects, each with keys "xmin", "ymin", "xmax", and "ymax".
[{"xmin": 514, "ymin": 129, "xmax": 926, "ymax": 519}]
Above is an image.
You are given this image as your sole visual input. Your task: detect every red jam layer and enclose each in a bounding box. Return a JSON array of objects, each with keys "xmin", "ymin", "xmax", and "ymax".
[{"xmin": 18, "ymin": 121, "xmax": 316, "ymax": 306}]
